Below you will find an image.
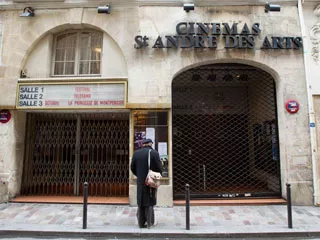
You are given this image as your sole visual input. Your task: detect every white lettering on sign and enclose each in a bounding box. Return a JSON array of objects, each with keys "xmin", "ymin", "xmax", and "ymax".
[{"xmin": 16, "ymin": 82, "xmax": 126, "ymax": 109}]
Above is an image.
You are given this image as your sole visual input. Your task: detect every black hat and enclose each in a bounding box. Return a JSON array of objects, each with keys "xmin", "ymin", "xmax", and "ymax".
[{"xmin": 142, "ymin": 138, "xmax": 153, "ymax": 144}]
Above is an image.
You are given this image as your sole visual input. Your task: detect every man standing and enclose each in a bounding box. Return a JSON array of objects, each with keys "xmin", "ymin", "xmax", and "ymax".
[{"xmin": 130, "ymin": 138, "xmax": 162, "ymax": 228}]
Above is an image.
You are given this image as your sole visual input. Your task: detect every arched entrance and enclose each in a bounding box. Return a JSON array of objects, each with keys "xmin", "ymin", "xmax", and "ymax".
[{"xmin": 172, "ymin": 63, "xmax": 281, "ymax": 199}]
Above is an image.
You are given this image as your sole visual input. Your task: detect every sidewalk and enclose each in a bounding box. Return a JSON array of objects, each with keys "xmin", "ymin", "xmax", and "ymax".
[{"xmin": 1, "ymin": 202, "xmax": 320, "ymax": 238}]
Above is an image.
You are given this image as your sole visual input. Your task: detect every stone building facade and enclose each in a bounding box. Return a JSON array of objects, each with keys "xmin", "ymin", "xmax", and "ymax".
[
  {"xmin": 301, "ymin": 0, "xmax": 320, "ymax": 206},
  {"xmin": 0, "ymin": 0, "xmax": 316, "ymax": 206}
]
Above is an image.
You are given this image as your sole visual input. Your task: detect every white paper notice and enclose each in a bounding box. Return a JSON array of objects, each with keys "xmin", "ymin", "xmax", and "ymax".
[
  {"xmin": 146, "ymin": 128, "xmax": 155, "ymax": 144},
  {"xmin": 158, "ymin": 142, "xmax": 168, "ymax": 155}
]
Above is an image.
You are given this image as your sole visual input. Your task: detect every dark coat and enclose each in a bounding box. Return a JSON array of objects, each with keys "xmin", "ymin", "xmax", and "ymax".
[{"xmin": 131, "ymin": 146, "xmax": 162, "ymax": 207}]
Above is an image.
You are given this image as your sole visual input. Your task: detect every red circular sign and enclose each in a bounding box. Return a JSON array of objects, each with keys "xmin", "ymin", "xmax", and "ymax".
[
  {"xmin": 0, "ymin": 110, "xmax": 11, "ymax": 123},
  {"xmin": 285, "ymin": 100, "xmax": 299, "ymax": 114}
]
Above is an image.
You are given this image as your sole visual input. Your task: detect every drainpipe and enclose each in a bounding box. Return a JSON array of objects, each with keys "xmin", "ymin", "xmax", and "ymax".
[{"xmin": 297, "ymin": 0, "xmax": 319, "ymax": 206}]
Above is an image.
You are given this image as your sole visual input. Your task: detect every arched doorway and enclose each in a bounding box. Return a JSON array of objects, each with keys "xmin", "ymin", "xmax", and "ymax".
[{"xmin": 172, "ymin": 63, "xmax": 281, "ymax": 199}]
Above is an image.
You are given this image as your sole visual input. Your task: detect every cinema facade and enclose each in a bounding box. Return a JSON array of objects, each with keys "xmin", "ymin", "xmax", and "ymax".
[{"xmin": 0, "ymin": 0, "xmax": 317, "ymax": 206}]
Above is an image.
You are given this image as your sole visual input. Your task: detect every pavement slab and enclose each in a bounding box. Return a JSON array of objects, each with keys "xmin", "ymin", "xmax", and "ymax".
[{"xmin": 0, "ymin": 203, "xmax": 320, "ymax": 238}]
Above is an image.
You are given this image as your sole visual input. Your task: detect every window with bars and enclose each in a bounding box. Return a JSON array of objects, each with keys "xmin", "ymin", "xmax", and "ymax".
[{"xmin": 53, "ymin": 31, "xmax": 102, "ymax": 76}]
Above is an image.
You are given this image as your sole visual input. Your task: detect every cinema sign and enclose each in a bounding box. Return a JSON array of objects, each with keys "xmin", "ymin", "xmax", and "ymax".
[{"xmin": 134, "ymin": 22, "xmax": 303, "ymax": 50}]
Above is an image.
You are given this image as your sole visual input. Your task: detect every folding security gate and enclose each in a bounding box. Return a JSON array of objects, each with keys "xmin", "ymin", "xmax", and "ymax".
[
  {"xmin": 172, "ymin": 63, "xmax": 281, "ymax": 199},
  {"xmin": 21, "ymin": 112, "xmax": 129, "ymax": 197}
]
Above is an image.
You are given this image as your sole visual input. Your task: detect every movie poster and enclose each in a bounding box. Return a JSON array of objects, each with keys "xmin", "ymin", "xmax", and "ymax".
[{"xmin": 134, "ymin": 131, "xmax": 146, "ymax": 150}]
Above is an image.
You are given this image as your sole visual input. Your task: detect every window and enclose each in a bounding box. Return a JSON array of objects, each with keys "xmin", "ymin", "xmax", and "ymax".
[
  {"xmin": 53, "ymin": 31, "xmax": 102, "ymax": 76},
  {"xmin": 133, "ymin": 110, "xmax": 169, "ymax": 178}
]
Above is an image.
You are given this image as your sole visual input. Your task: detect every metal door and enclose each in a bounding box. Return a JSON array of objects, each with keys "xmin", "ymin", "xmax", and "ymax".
[
  {"xmin": 21, "ymin": 112, "xmax": 129, "ymax": 197},
  {"xmin": 172, "ymin": 64, "xmax": 281, "ymax": 199}
]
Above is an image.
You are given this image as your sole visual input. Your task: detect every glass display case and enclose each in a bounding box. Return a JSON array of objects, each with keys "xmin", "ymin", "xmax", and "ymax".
[{"xmin": 132, "ymin": 110, "xmax": 169, "ymax": 178}]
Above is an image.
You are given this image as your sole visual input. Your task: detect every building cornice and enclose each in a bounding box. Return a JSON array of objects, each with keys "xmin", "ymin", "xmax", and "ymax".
[{"xmin": 0, "ymin": 0, "xmax": 298, "ymax": 10}]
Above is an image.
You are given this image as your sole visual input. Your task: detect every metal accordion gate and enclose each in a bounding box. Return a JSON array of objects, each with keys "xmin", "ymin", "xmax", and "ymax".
[
  {"xmin": 172, "ymin": 63, "xmax": 281, "ymax": 199},
  {"xmin": 21, "ymin": 112, "xmax": 129, "ymax": 197}
]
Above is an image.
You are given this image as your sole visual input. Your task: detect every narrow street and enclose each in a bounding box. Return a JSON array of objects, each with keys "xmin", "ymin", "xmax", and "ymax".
[{"xmin": 1, "ymin": 237, "xmax": 320, "ymax": 240}]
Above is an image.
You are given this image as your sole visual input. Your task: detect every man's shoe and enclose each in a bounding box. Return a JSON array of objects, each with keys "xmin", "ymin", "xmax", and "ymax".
[{"xmin": 152, "ymin": 219, "xmax": 158, "ymax": 226}]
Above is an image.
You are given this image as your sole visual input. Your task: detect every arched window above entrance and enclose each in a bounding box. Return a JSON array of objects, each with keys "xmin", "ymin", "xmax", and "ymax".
[{"xmin": 52, "ymin": 30, "xmax": 102, "ymax": 76}]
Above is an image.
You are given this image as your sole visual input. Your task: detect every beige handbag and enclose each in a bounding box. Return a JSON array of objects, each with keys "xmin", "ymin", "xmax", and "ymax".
[{"xmin": 145, "ymin": 150, "xmax": 162, "ymax": 188}]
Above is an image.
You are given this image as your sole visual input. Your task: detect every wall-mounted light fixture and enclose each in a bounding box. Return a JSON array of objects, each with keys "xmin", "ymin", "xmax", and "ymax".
[
  {"xmin": 237, "ymin": 74, "xmax": 248, "ymax": 81},
  {"xmin": 191, "ymin": 73, "xmax": 202, "ymax": 81},
  {"xmin": 20, "ymin": 7, "xmax": 35, "ymax": 17},
  {"xmin": 97, "ymin": 5, "xmax": 110, "ymax": 14},
  {"xmin": 223, "ymin": 74, "xmax": 234, "ymax": 81},
  {"xmin": 184, "ymin": 3, "xmax": 195, "ymax": 12},
  {"xmin": 207, "ymin": 71, "xmax": 217, "ymax": 81},
  {"xmin": 265, "ymin": 2, "xmax": 281, "ymax": 12}
]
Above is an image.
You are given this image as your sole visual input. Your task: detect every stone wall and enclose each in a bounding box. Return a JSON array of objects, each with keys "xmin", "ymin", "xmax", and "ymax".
[
  {"xmin": 303, "ymin": 2, "xmax": 320, "ymax": 206},
  {"xmin": 0, "ymin": 111, "xmax": 26, "ymax": 203},
  {"xmin": 0, "ymin": 4, "xmax": 313, "ymax": 205}
]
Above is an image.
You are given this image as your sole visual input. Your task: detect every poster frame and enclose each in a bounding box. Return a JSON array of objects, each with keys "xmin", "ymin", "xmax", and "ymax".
[{"xmin": 16, "ymin": 80, "xmax": 127, "ymax": 110}]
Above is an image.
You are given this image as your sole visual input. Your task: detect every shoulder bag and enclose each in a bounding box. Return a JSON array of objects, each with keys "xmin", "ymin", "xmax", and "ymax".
[{"xmin": 145, "ymin": 149, "xmax": 162, "ymax": 188}]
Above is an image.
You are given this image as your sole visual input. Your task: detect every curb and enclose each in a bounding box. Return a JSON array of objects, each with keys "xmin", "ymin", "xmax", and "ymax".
[{"xmin": 1, "ymin": 230, "xmax": 320, "ymax": 238}]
